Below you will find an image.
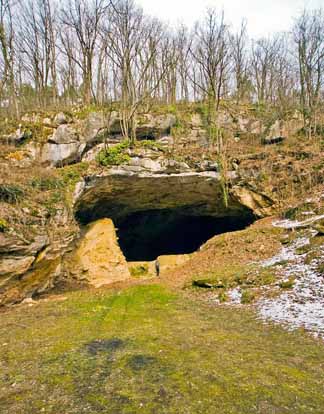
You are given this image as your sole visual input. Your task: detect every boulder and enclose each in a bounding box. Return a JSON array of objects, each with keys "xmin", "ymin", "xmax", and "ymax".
[
  {"xmin": 83, "ymin": 111, "xmax": 119, "ymax": 145},
  {"xmin": 82, "ymin": 143, "xmax": 106, "ymax": 162},
  {"xmin": 54, "ymin": 112, "xmax": 71, "ymax": 125},
  {"xmin": 48, "ymin": 125, "xmax": 79, "ymax": 145},
  {"xmin": 0, "ymin": 258, "xmax": 62, "ymax": 306},
  {"xmin": 42, "ymin": 125, "xmax": 85, "ymax": 166},
  {"xmin": 43, "ymin": 117, "xmax": 52, "ymax": 126},
  {"xmin": 65, "ymin": 218, "xmax": 130, "ymax": 287},
  {"xmin": 262, "ymin": 120, "xmax": 286, "ymax": 145},
  {"xmin": 41, "ymin": 142, "xmax": 86, "ymax": 166}
]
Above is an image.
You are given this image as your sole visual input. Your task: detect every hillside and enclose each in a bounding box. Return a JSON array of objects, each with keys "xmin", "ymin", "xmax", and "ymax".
[{"xmin": 0, "ymin": 102, "xmax": 323, "ymax": 413}]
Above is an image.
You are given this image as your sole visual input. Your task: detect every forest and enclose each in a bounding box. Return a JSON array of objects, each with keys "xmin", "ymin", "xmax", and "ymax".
[{"xmin": 0, "ymin": 0, "xmax": 324, "ymax": 140}]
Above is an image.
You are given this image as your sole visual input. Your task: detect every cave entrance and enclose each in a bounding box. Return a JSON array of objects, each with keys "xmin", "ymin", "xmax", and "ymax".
[{"xmin": 116, "ymin": 209, "xmax": 254, "ymax": 262}]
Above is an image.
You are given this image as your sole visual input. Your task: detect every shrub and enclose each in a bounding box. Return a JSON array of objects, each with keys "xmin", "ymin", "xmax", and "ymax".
[
  {"xmin": 0, "ymin": 184, "xmax": 24, "ymax": 203},
  {"xmin": 97, "ymin": 141, "xmax": 131, "ymax": 166},
  {"xmin": 30, "ymin": 177, "xmax": 63, "ymax": 191},
  {"xmin": 135, "ymin": 140, "xmax": 163, "ymax": 151},
  {"xmin": 0, "ymin": 218, "xmax": 9, "ymax": 232}
]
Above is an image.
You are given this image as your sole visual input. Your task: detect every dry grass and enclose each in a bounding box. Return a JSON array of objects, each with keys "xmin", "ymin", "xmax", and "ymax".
[{"xmin": 162, "ymin": 219, "xmax": 283, "ymax": 290}]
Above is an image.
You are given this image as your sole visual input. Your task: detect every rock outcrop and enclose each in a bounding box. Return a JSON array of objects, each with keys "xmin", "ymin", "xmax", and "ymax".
[
  {"xmin": 74, "ymin": 170, "xmax": 242, "ymax": 224},
  {"xmin": 41, "ymin": 125, "xmax": 86, "ymax": 166},
  {"xmin": 0, "ymin": 206, "xmax": 77, "ymax": 306},
  {"xmin": 0, "ymin": 107, "xmax": 284, "ymax": 306},
  {"xmin": 74, "ymin": 166, "xmax": 275, "ymax": 225},
  {"xmin": 64, "ymin": 218, "xmax": 130, "ymax": 287}
]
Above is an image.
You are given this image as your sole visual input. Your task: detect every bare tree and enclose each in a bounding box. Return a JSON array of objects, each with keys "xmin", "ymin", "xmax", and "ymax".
[
  {"xmin": 231, "ymin": 20, "xmax": 251, "ymax": 103},
  {"xmin": 60, "ymin": 0, "xmax": 109, "ymax": 105},
  {"xmin": 294, "ymin": 9, "xmax": 324, "ymax": 135},
  {"xmin": 0, "ymin": 0, "xmax": 18, "ymax": 116},
  {"xmin": 189, "ymin": 9, "xmax": 231, "ymax": 142},
  {"xmin": 104, "ymin": 0, "xmax": 168, "ymax": 143}
]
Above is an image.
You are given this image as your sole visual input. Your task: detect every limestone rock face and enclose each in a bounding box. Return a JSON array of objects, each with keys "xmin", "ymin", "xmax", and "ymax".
[
  {"xmin": 230, "ymin": 185, "xmax": 275, "ymax": 218},
  {"xmin": 49, "ymin": 125, "xmax": 78, "ymax": 144},
  {"xmin": 65, "ymin": 218, "xmax": 130, "ymax": 287},
  {"xmin": 74, "ymin": 170, "xmax": 245, "ymax": 224},
  {"xmin": 136, "ymin": 113, "xmax": 176, "ymax": 139},
  {"xmin": 41, "ymin": 142, "xmax": 85, "ymax": 166},
  {"xmin": 40, "ymin": 124, "xmax": 85, "ymax": 166},
  {"xmin": 0, "ymin": 205, "xmax": 78, "ymax": 306},
  {"xmin": 0, "ymin": 256, "xmax": 35, "ymax": 280}
]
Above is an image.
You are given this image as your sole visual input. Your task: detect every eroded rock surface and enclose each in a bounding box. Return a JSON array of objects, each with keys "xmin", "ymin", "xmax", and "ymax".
[{"xmin": 64, "ymin": 218, "xmax": 130, "ymax": 287}]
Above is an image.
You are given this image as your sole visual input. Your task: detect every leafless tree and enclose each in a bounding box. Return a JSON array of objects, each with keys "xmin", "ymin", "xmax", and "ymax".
[
  {"xmin": 0, "ymin": 0, "xmax": 18, "ymax": 116},
  {"xmin": 231, "ymin": 20, "xmax": 251, "ymax": 103},
  {"xmin": 104, "ymin": 0, "xmax": 169, "ymax": 142},
  {"xmin": 60, "ymin": 0, "xmax": 109, "ymax": 105},
  {"xmin": 293, "ymin": 9, "xmax": 324, "ymax": 134}
]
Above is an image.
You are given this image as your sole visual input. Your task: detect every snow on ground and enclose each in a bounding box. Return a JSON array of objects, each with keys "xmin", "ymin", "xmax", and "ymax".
[
  {"xmin": 227, "ymin": 287, "xmax": 242, "ymax": 304},
  {"xmin": 257, "ymin": 219, "xmax": 324, "ymax": 339}
]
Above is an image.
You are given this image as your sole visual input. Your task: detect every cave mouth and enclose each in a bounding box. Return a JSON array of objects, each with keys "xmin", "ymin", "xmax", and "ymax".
[{"xmin": 116, "ymin": 209, "xmax": 255, "ymax": 262}]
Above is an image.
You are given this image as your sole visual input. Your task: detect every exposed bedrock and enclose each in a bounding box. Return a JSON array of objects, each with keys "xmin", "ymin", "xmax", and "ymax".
[
  {"xmin": 74, "ymin": 170, "xmax": 274, "ymax": 225},
  {"xmin": 0, "ymin": 167, "xmax": 275, "ymax": 306}
]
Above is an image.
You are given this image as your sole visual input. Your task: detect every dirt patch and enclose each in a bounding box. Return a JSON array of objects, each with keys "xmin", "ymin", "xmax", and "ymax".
[
  {"xmin": 161, "ymin": 218, "xmax": 283, "ymax": 289},
  {"xmin": 86, "ymin": 338, "xmax": 126, "ymax": 356}
]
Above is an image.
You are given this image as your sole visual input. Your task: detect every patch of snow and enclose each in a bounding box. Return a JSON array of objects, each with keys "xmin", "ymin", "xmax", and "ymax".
[
  {"xmin": 301, "ymin": 211, "xmax": 316, "ymax": 216},
  {"xmin": 227, "ymin": 287, "xmax": 242, "ymax": 304},
  {"xmin": 257, "ymin": 222, "xmax": 324, "ymax": 339},
  {"xmin": 261, "ymin": 236, "xmax": 310, "ymax": 267},
  {"xmin": 272, "ymin": 215, "xmax": 324, "ymax": 230}
]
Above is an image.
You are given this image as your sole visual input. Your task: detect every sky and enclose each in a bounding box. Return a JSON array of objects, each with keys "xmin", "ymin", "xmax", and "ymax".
[{"xmin": 137, "ymin": 0, "xmax": 323, "ymax": 38}]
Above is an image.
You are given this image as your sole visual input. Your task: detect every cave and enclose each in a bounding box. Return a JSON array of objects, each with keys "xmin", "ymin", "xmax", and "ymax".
[
  {"xmin": 74, "ymin": 172, "xmax": 260, "ymax": 262},
  {"xmin": 116, "ymin": 209, "xmax": 255, "ymax": 261}
]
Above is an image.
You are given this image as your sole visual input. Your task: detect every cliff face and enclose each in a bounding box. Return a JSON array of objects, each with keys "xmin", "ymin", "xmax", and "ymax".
[{"xmin": 0, "ymin": 104, "xmax": 322, "ymax": 305}]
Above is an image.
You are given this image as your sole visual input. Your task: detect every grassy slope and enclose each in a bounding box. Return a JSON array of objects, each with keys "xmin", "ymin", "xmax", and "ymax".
[{"xmin": 0, "ymin": 285, "xmax": 323, "ymax": 414}]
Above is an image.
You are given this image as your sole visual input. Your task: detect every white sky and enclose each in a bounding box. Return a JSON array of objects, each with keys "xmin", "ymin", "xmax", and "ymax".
[{"xmin": 137, "ymin": 0, "xmax": 323, "ymax": 37}]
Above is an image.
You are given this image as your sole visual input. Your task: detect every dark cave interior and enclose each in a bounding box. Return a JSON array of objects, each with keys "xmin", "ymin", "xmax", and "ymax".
[{"xmin": 116, "ymin": 209, "xmax": 255, "ymax": 261}]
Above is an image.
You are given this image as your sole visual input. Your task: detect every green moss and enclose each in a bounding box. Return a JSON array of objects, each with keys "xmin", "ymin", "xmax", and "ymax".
[
  {"xmin": 96, "ymin": 141, "xmax": 131, "ymax": 166},
  {"xmin": 1, "ymin": 285, "xmax": 323, "ymax": 413},
  {"xmin": 135, "ymin": 139, "xmax": 164, "ymax": 151},
  {"xmin": 130, "ymin": 264, "xmax": 149, "ymax": 277},
  {"xmin": 192, "ymin": 264, "xmax": 277, "ymax": 291}
]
